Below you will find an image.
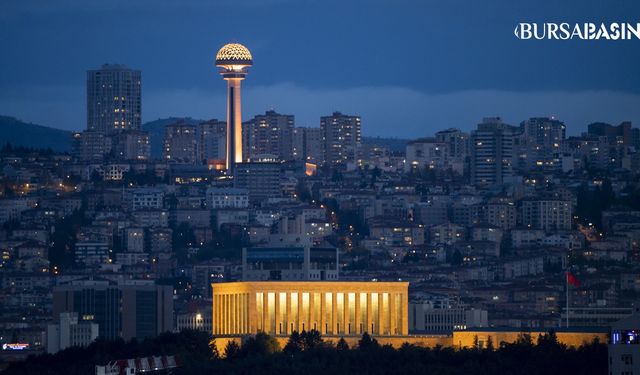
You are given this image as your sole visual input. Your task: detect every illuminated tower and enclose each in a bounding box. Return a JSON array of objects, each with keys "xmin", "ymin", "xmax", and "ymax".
[{"xmin": 215, "ymin": 43, "xmax": 253, "ymax": 172}]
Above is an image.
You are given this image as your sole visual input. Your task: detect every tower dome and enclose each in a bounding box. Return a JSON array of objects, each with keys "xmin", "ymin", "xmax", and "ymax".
[{"xmin": 215, "ymin": 43, "xmax": 253, "ymax": 66}]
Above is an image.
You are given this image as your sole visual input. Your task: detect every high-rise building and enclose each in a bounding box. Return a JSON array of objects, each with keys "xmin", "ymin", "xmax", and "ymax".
[
  {"xmin": 243, "ymin": 110, "xmax": 295, "ymax": 161},
  {"xmin": 470, "ymin": 117, "xmax": 522, "ymax": 187},
  {"xmin": 234, "ymin": 161, "xmax": 281, "ymax": 203},
  {"xmin": 520, "ymin": 117, "xmax": 566, "ymax": 170},
  {"xmin": 320, "ymin": 112, "xmax": 362, "ymax": 167},
  {"xmin": 215, "ymin": 43, "xmax": 253, "ymax": 172},
  {"xmin": 87, "ymin": 64, "xmax": 141, "ymax": 134},
  {"xmin": 199, "ymin": 119, "xmax": 226, "ymax": 162},
  {"xmin": 52, "ymin": 280, "xmax": 173, "ymax": 341},
  {"xmin": 163, "ymin": 121, "xmax": 198, "ymax": 164},
  {"xmin": 292, "ymin": 127, "xmax": 304, "ymax": 160},
  {"xmin": 521, "ymin": 117, "xmax": 566, "ymax": 150}
]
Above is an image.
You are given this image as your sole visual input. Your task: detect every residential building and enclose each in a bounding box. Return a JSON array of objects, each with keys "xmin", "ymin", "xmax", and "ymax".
[
  {"xmin": 320, "ymin": 112, "xmax": 362, "ymax": 167},
  {"xmin": 243, "ymin": 110, "xmax": 295, "ymax": 161},
  {"xmin": 163, "ymin": 122, "xmax": 198, "ymax": 164},
  {"xmin": 470, "ymin": 117, "xmax": 522, "ymax": 187},
  {"xmin": 87, "ymin": 64, "xmax": 142, "ymax": 134}
]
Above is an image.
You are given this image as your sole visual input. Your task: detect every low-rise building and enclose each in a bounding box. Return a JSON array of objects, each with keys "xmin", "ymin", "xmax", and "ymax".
[{"xmin": 46, "ymin": 312, "xmax": 99, "ymax": 354}]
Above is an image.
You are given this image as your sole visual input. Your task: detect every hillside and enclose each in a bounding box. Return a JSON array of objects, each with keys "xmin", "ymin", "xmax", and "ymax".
[{"xmin": 0, "ymin": 116, "xmax": 73, "ymax": 152}]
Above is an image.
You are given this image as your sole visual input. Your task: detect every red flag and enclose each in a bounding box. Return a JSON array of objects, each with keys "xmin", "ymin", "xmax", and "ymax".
[{"xmin": 567, "ymin": 271, "xmax": 580, "ymax": 287}]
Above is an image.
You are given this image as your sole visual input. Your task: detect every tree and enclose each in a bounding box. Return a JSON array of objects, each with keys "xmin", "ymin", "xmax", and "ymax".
[
  {"xmin": 515, "ymin": 332, "xmax": 533, "ymax": 346},
  {"xmin": 301, "ymin": 329, "xmax": 323, "ymax": 351},
  {"xmin": 240, "ymin": 332, "xmax": 280, "ymax": 357},
  {"xmin": 336, "ymin": 337, "xmax": 349, "ymax": 351},
  {"xmin": 223, "ymin": 340, "xmax": 240, "ymax": 359},
  {"xmin": 537, "ymin": 330, "xmax": 560, "ymax": 349},
  {"xmin": 209, "ymin": 338, "xmax": 220, "ymax": 360},
  {"xmin": 283, "ymin": 331, "xmax": 303, "ymax": 354},
  {"xmin": 486, "ymin": 335, "xmax": 494, "ymax": 351},
  {"xmin": 358, "ymin": 332, "xmax": 379, "ymax": 350}
]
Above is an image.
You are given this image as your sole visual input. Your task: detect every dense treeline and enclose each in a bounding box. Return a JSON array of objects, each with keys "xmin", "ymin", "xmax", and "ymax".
[{"xmin": 4, "ymin": 330, "xmax": 607, "ymax": 375}]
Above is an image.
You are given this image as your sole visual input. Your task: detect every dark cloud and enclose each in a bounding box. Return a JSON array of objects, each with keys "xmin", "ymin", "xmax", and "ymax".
[{"xmin": 1, "ymin": 0, "xmax": 639, "ymax": 134}]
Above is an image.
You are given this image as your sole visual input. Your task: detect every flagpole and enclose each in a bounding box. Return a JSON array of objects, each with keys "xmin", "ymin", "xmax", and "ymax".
[{"xmin": 566, "ymin": 271, "xmax": 569, "ymax": 328}]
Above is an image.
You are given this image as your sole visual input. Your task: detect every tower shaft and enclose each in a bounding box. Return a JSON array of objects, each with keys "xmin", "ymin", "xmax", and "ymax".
[{"xmin": 226, "ymin": 78, "xmax": 244, "ymax": 171}]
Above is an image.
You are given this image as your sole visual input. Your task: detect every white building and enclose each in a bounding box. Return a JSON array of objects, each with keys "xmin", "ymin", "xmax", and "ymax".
[
  {"xmin": 47, "ymin": 312, "xmax": 99, "ymax": 353},
  {"xmin": 176, "ymin": 310, "xmax": 212, "ymax": 333},
  {"xmin": 206, "ymin": 187, "xmax": 249, "ymax": 209},
  {"xmin": 127, "ymin": 188, "xmax": 164, "ymax": 211},
  {"xmin": 409, "ymin": 303, "xmax": 488, "ymax": 333}
]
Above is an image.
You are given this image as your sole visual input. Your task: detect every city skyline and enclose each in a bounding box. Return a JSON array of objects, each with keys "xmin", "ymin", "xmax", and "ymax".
[
  {"xmin": 1, "ymin": 1, "xmax": 640, "ymax": 137},
  {"xmin": 2, "ymin": 2, "xmax": 640, "ymax": 374}
]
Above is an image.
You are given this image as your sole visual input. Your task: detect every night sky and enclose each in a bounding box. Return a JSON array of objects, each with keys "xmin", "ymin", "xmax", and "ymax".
[{"xmin": 1, "ymin": 0, "xmax": 639, "ymax": 137}]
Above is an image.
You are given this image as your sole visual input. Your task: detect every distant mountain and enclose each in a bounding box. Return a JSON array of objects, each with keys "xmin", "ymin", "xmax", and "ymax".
[
  {"xmin": 142, "ymin": 117, "xmax": 204, "ymax": 158},
  {"xmin": 0, "ymin": 115, "xmax": 409, "ymax": 157},
  {"xmin": 0, "ymin": 116, "xmax": 72, "ymax": 152},
  {"xmin": 362, "ymin": 136, "xmax": 409, "ymax": 153}
]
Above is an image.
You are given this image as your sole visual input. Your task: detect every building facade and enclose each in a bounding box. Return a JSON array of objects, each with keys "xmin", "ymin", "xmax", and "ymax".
[
  {"xmin": 212, "ymin": 281, "xmax": 408, "ymax": 338},
  {"xmin": 46, "ymin": 312, "xmax": 99, "ymax": 354},
  {"xmin": 242, "ymin": 239, "xmax": 339, "ymax": 281},
  {"xmin": 163, "ymin": 122, "xmax": 198, "ymax": 164},
  {"xmin": 320, "ymin": 112, "xmax": 362, "ymax": 167},
  {"xmin": 52, "ymin": 280, "xmax": 173, "ymax": 340},
  {"xmin": 233, "ymin": 161, "xmax": 281, "ymax": 202},
  {"xmin": 242, "ymin": 110, "xmax": 294, "ymax": 161},
  {"xmin": 199, "ymin": 119, "xmax": 227, "ymax": 162},
  {"xmin": 470, "ymin": 117, "xmax": 522, "ymax": 187},
  {"xmin": 87, "ymin": 64, "xmax": 142, "ymax": 134}
]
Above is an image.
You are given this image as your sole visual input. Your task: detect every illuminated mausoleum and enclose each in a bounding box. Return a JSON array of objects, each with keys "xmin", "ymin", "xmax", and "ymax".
[{"xmin": 212, "ymin": 281, "xmax": 408, "ymax": 338}]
